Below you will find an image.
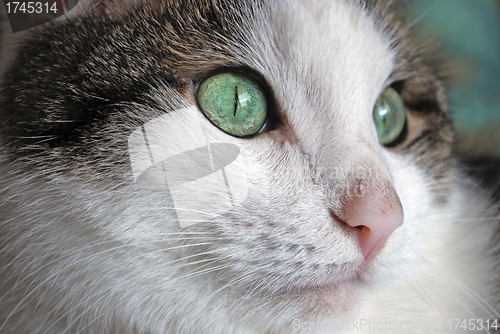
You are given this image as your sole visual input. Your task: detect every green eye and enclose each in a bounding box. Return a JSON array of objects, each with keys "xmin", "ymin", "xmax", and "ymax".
[
  {"xmin": 197, "ymin": 72, "xmax": 268, "ymax": 137},
  {"xmin": 372, "ymin": 87, "xmax": 406, "ymax": 145}
]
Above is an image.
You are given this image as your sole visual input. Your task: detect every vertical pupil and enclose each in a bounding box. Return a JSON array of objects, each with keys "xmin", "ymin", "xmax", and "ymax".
[{"xmin": 233, "ymin": 86, "xmax": 238, "ymax": 117}]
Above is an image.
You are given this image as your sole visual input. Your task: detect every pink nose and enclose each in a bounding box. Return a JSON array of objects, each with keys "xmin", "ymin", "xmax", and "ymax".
[{"xmin": 345, "ymin": 209, "xmax": 403, "ymax": 261}]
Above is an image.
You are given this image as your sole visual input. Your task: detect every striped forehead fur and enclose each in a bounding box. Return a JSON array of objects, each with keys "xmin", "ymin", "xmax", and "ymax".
[{"xmin": 1, "ymin": 0, "xmax": 452, "ymax": 194}]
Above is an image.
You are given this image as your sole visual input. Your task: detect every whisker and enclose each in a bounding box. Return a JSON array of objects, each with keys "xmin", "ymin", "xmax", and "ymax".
[
  {"xmin": 37, "ymin": 292, "xmax": 108, "ymax": 334},
  {"xmin": 60, "ymin": 294, "xmax": 110, "ymax": 334},
  {"xmin": 208, "ymin": 263, "xmax": 274, "ymax": 299},
  {"xmin": 422, "ymin": 249, "xmax": 500, "ymax": 288},
  {"xmin": 0, "ymin": 229, "xmax": 262, "ymax": 294},
  {"xmin": 409, "ymin": 276, "xmax": 448, "ymax": 322},
  {"xmin": 421, "ymin": 251, "xmax": 500, "ymax": 319},
  {"xmin": 402, "ymin": 0, "xmax": 442, "ymax": 33},
  {"xmin": 0, "ymin": 241, "xmax": 215, "ymax": 312},
  {"xmin": 399, "ymin": 282, "xmax": 435, "ymax": 334},
  {"xmin": 76, "ymin": 313, "xmax": 106, "ymax": 334}
]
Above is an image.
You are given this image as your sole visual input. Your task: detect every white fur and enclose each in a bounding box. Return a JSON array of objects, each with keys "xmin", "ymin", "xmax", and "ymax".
[{"xmin": 0, "ymin": 1, "xmax": 498, "ymax": 333}]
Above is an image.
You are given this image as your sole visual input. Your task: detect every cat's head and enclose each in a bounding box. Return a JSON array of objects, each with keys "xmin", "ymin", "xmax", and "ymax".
[{"xmin": 0, "ymin": 0, "xmax": 454, "ymax": 332}]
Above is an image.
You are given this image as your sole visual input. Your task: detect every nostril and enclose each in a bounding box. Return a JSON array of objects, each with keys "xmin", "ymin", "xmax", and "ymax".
[
  {"xmin": 329, "ymin": 177, "xmax": 404, "ymax": 261},
  {"xmin": 329, "ymin": 206, "xmax": 403, "ymax": 261},
  {"xmin": 345, "ymin": 210, "xmax": 403, "ymax": 261}
]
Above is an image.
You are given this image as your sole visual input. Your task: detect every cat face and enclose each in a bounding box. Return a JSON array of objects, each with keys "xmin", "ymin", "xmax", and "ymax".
[{"xmin": 0, "ymin": 0, "xmax": 458, "ymax": 333}]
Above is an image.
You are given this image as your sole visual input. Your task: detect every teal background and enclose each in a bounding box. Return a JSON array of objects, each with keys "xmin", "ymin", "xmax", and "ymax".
[{"xmin": 408, "ymin": 0, "xmax": 500, "ymax": 156}]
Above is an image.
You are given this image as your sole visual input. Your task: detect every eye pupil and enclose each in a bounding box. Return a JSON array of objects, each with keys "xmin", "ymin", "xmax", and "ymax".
[
  {"xmin": 233, "ymin": 86, "xmax": 238, "ymax": 117},
  {"xmin": 372, "ymin": 87, "xmax": 406, "ymax": 146},
  {"xmin": 197, "ymin": 72, "xmax": 268, "ymax": 137}
]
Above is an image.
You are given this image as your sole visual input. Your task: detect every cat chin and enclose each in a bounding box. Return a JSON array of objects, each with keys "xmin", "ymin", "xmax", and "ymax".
[
  {"xmin": 278, "ymin": 280, "xmax": 366, "ymax": 328},
  {"xmin": 278, "ymin": 261, "xmax": 398, "ymax": 314}
]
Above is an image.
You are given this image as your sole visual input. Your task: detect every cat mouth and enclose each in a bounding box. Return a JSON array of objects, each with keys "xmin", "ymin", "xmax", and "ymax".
[
  {"xmin": 280, "ymin": 275, "xmax": 365, "ymax": 316},
  {"xmin": 281, "ymin": 261, "xmax": 366, "ymax": 297}
]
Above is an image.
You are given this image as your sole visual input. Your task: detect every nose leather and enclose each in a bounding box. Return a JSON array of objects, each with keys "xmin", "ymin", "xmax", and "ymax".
[
  {"xmin": 345, "ymin": 208, "xmax": 403, "ymax": 261},
  {"xmin": 337, "ymin": 185, "xmax": 404, "ymax": 261}
]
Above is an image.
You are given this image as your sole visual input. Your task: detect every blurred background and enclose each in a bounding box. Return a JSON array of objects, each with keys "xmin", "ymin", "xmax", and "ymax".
[{"xmin": 407, "ymin": 0, "xmax": 500, "ymax": 157}]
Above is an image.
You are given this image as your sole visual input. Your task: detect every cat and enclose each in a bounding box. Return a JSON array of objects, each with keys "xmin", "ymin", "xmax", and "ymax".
[{"xmin": 0, "ymin": 0, "xmax": 499, "ymax": 333}]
